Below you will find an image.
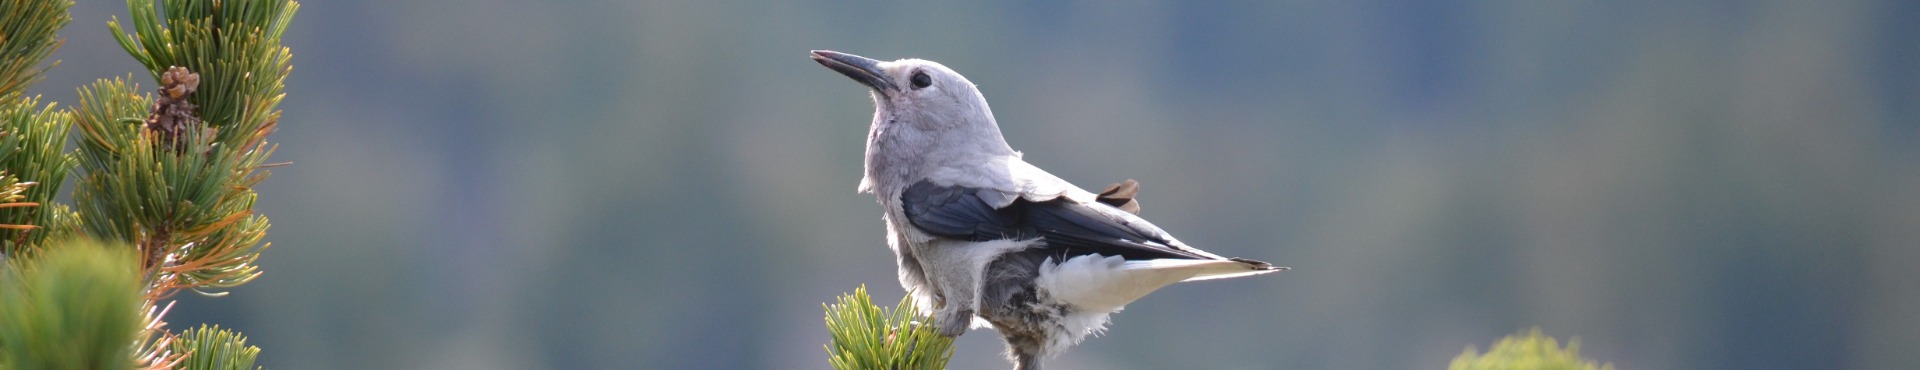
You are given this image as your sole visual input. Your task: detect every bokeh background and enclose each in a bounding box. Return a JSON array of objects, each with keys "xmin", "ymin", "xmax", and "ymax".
[{"xmin": 25, "ymin": 1, "xmax": 1919, "ymax": 369}]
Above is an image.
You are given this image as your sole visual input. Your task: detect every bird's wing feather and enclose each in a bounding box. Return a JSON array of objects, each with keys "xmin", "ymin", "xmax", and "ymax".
[
  {"xmin": 925, "ymin": 157, "xmax": 1097, "ymax": 207},
  {"xmin": 1095, "ymin": 179, "xmax": 1142, "ymax": 215},
  {"xmin": 901, "ymin": 178, "xmax": 1222, "ymax": 262}
]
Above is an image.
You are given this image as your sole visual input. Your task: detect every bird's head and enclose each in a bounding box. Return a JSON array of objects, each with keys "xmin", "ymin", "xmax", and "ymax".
[{"xmin": 811, "ymin": 50, "xmax": 1012, "ymax": 158}]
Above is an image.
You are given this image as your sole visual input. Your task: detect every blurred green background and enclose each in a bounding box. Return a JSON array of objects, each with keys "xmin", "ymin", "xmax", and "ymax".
[{"xmin": 27, "ymin": 1, "xmax": 1919, "ymax": 369}]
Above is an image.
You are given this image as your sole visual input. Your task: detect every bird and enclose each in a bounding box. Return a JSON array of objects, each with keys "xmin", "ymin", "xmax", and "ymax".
[{"xmin": 810, "ymin": 50, "xmax": 1285, "ymax": 370}]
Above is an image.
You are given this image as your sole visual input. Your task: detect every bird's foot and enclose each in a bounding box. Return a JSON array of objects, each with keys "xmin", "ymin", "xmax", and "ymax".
[{"xmin": 934, "ymin": 308, "xmax": 973, "ymax": 337}]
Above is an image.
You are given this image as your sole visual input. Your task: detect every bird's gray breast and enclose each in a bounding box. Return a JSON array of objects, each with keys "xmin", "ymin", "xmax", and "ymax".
[{"xmin": 862, "ymin": 115, "xmax": 937, "ymax": 201}]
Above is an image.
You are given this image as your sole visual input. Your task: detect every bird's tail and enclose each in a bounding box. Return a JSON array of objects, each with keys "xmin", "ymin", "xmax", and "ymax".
[
  {"xmin": 1039, "ymin": 255, "xmax": 1284, "ymax": 314},
  {"xmin": 1136, "ymin": 257, "xmax": 1286, "ymax": 282}
]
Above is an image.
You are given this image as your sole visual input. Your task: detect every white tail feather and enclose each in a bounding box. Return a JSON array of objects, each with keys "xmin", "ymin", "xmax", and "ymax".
[
  {"xmin": 1037, "ymin": 256, "xmax": 1279, "ymax": 314},
  {"xmin": 1181, "ymin": 267, "xmax": 1284, "ymax": 281}
]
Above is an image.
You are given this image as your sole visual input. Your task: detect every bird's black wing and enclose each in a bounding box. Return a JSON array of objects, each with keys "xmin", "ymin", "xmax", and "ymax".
[{"xmin": 900, "ymin": 180, "xmax": 1211, "ymax": 261}]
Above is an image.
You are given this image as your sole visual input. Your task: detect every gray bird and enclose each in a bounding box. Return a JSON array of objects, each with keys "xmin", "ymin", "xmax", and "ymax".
[{"xmin": 811, "ymin": 50, "xmax": 1285, "ymax": 370}]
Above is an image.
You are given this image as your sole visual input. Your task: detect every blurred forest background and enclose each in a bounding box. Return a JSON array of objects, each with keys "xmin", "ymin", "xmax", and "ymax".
[{"xmin": 27, "ymin": 1, "xmax": 1916, "ymax": 369}]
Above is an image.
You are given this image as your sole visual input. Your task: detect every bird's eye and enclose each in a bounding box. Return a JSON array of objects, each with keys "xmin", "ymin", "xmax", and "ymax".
[{"xmin": 910, "ymin": 71, "xmax": 932, "ymax": 90}]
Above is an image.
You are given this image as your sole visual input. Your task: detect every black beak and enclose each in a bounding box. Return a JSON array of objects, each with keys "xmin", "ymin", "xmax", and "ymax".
[{"xmin": 812, "ymin": 50, "xmax": 896, "ymax": 92}]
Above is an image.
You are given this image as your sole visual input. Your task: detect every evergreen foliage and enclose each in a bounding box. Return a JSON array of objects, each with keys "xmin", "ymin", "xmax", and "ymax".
[
  {"xmin": 1450, "ymin": 328, "xmax": 1615, "ymax": 370},
  {"xmin": 0, "ymin": 241, "xmax": 142, "ymax": 370},
  {"xmin": 168, "ymin": 325, "xmax": 260, "ymax": 370},
  {"xmin": 0, "ymin": 0, "xmax": 297, "ymax": 368},
  {"xmin": 0, "ymin": 0, "xmax": 74, "ymax": 257},
  {"xmin": 0, "ymin": 95, "xmax": 75, "ymax": 254},
  {"xmin": 79, "ymin": 0, "xmax": 296, "ymax": 299},
  {"xmin": 0, "ymin": 0, "xmax": 69, "ymax": 96},
  {"xmin": 110, "ymin": 0, "xmax": 293, "ymax": 148},
  {"xmin": 823, "ymin": 285, "xmax": 956, "ymax": 370},
  {"xmin": 73, "ymin": 75, "xmax": 271, "ymax": 296}
]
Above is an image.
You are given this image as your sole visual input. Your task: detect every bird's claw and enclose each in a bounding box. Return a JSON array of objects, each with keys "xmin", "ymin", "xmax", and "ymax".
[{"xmin": 934, "ymin": 309, "xmax": 972, "ymax": 337}]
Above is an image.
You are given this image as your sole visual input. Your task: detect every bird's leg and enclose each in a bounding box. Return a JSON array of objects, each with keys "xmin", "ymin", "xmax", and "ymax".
[
  {"xmin": 934, "ymin": 305, "xmax": 973, "ymax": 337},
  {"xmin": 1002, "ymin": 332, "xmax": 1047, "ymax": 370},
  {"xmin": 924, "ymin": 258, "xmax": 973, "ymax": 337},
  {"xmin": 1014, "ymin": 353, "xmax": 1044, "ymax": 370},
  {"xmin": 975, "ymin": 247, "xmax": 1057, "ymax": 370}
]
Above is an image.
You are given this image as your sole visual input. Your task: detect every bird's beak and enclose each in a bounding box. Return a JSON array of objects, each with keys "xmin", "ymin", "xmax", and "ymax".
[{"xmin": 812, "ymin": 50, "xmax": 896, "ymax": 92}]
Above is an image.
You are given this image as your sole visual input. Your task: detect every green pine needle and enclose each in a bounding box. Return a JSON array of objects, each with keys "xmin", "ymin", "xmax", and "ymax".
[
  {"xmin": 1449, "ymin": 328, "xmax": 1615, "ymax": 370},
  {"xmin": 0, "ymin": 1, "xmax": 295, "ymax": 368},
  {"xmin": 0, "ymin": 93, "xmax": 77, "ymax": 253},
  {"xmin": 73, "ymin": 0, "xmax": 297, "ymax": 297},
  {"xmin": 0, "ymin": 239, "xmax": 143, "ymax": 370},
  {"xmin": 0, "ymin": 0, "xmax": 71, "ymax": 96},
  {"xmin": 109, "ymin": 0, "xmax": 297, "ymax": 148},
  {"xmin": 823, "ymin": 285, "xmax": 956, "ymax": 370},
  {"xmin": 170, "ymin": 324, "xmax": 263, "ymax": 370},
  {"xmin": 71, "ymin": 75, "xmax": 270, "ymax": 293}
]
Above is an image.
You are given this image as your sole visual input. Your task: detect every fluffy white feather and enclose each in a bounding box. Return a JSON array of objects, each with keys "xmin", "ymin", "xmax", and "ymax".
[{"xmin": 1037, "ymin": 255, "xmax": 1267, "ymax": 314}]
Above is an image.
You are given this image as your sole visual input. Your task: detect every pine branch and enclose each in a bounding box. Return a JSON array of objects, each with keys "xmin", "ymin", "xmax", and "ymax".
[
  {"xmin": 1450, "ymin": 328, "xmax": 1615, "ymax": 370},
  {"xmin": 72, "ymin": 76, "xmax": 271, "ymax": 299},
  {"xmin": 169, "ymin": 324, "xmax": 261, "ymax": 370},
  {"xmin": 0, "ymin": 0, "xmax": 76, "ymax": 257},
  {"xmin": 823, "ymin": 285, "xmax": 956, "ymax": 370},
  {"xmin": 0, "ymin": 0, "xmax": 295, "ymax": 368},
  {"xmin": 0, "ymin": 94, "xmax": 76, "ymax": 254},
  {"xmin": 0, "ymin": 240, "xmax": 143, "ymax": 370},
  {"xmin": 110, "ymin": 0, "xmax": 297, "ymax": 149},
  {"xmin": 0, "ymin": 171, "xmax": 34, "ymax": 231},
  {"xmin": 75, "ymin": 0, "xmax": 298, "ymax": 299},
  {"xmin": 133, "ymin": 300, "xmax": 186, "ymax": 369},
  {"xmin": 0, "ymin": 0, "xmax": 70, "ymax": 96}
]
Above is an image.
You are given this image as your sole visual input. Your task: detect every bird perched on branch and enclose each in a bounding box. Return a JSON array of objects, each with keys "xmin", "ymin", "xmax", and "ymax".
[{"xmin": 811, "ymin": 50, "xmax": 1285, "ymax": 370}]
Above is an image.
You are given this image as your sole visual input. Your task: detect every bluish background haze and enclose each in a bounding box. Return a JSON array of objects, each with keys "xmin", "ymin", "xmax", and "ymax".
[{"xmin": 28, "ymin": 1, "xmax": 1919, "ymax": 369}]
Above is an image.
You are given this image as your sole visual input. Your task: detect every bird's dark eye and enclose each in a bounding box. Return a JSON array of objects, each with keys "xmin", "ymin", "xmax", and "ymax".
[{"xmin": 910, "ymin": 71, "xmax": 932, "ymax": 90}]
